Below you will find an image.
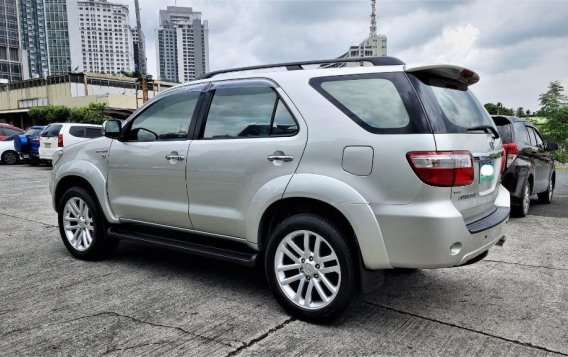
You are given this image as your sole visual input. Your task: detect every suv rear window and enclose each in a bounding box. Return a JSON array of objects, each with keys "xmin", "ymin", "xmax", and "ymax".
[
  {"xmin": 408, "ymin": 74, "xmax": 495, "ymax": 134},
  {"xmin": 41, "ymin": 124, "xmax": 62, "ymax": 137},
  {"xmin": 513, "ymin": 122, "xmax": 531, "ymax": 146},
  {"xmin": 310, "ymin": 73, "xmax": 430, "ymax": 134},
  {"xmin": 492, "ymin": 117, "xmax": 513, "ymax": 143}
]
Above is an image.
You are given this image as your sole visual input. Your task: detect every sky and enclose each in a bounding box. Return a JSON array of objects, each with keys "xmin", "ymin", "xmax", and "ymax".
[{"xmin": 121, "ymin": 0, "xmax": 568, "ymax": 112}]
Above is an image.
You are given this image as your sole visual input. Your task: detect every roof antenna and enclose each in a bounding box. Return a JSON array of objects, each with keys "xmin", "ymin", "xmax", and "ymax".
[{"xmin": 370, "ymin": 0, "xmax": 377, "ymax": 36}]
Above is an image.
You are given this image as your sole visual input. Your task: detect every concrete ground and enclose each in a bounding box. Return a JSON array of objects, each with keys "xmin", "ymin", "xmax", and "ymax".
[{"xmin": 1, "ymin": 165, "xmax": 567, "ymax": 356}]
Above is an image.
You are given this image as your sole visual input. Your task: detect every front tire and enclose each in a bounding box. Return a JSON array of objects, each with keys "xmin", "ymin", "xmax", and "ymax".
[
  {"xmin": 58, "ymin": 187, "xmax": 117, "ymax": 260},
  {"xmin": 265, "ymin": 213, "xmax": 356, "ymax": 322}
]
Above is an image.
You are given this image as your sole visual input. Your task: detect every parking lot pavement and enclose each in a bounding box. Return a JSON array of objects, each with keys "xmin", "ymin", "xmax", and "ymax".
[{"xmin": 1, "ymin": 165, "xmax": 567, "ymax": 356}]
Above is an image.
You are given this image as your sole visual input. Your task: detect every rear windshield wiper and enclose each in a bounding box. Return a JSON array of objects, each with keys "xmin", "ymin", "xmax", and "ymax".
[{"xmin": 467, "ymin": 125, "xmax": 500, "ymax": 139}]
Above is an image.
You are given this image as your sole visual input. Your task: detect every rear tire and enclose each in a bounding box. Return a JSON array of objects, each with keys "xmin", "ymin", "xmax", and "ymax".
[
  {"xmin": 57, "ymin": 186, "xmax": 117, "ymax": 260},
  {"xmin": 265, "ymin": 213, "xmax": 357, "ymax": 322},
  {"xmin": 1, "ymin": 151, "xmax": 19, "ymax": 165},
  {"xmin": 537, "ymin": 177, "xmax": 554, "ymax": 204},
  {"xmin": 512, "ymin": 181, "xmax": 531, "ymax": 217}
]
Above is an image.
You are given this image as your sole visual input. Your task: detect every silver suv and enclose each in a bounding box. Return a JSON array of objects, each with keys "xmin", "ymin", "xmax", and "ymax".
[{"xmin": 50, "ymin": 57, "xmax": 510, "ymax": 321}]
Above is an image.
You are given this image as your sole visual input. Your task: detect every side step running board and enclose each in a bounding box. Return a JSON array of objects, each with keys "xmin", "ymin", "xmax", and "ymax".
[{"xmin": 107, "ymin": 227, "xmax": 258, "ymax": 267}]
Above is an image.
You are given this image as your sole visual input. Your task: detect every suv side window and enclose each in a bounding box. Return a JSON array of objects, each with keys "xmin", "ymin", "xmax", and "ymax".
[
  {"xmin": 69, "ymin": 126, "xmax": 85, "ymax": 137},
  {"xmin": 529, "ymin": 127, "xmax": 544, "ymax": 147},
  {"xmin": 85, "ymin": 127, "xmax": 103, "ymax": 138},
  {"xmin": 202, "ymin": 86, "xmax": 298, "ymax": 139},
  {"xmin": 513, "ymin": 122, "xmax": 531, "ymax": 146},
  {"xmin": 127, "ymin": 90, "xmax": 200, "ymax": 141}
]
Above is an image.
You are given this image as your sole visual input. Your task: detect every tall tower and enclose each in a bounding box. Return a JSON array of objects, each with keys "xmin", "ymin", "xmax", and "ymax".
[
  {"xmin": 0, "ymin": 0, "xmax": 28, "ymax": 82},
  {"xmin": 333, "ymin": 0, "xmax": 387, "ymax": 62},
  {"xmin": 18, "ymin": 0, "xmax": 50, "ymax": 78},
  {"xmin": 370, "ymin": 0, "xmax": 377, "ymax": 36},
  {"xmin": 155, "ymin": 6, "xmax": 209, "ymax": 82}
]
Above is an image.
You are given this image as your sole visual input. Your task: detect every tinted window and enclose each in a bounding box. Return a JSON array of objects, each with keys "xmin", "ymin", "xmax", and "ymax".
[
  {"xmin": 513, "ymin": 122, "xmax": 531, "ymax": 146},
  {"xmin": 69, "ymin": 126, "xmax": 85, "ymax": 137},
  {"xmin": 41, "ymin": 124, "xmax": 63, "ymax": 137},
  {"xmin": 495, "ymin": 123, "xmax": 513, "ymax": 143},
  {"xmin": 272, "ymin": 100, "xmax": 298, "ymax": 135},
  {"xmin": 310, "ymin": 73, "xmax": 430, "ymax": 134},
  {"xmin": 24, "ymin": 128, "xmax": 42, "ymax": 137},
  {"xmin": 203, "ymin": 87, "xmax": 276, "ymax": 139},
  {"xmin": 3, "ymin": 128, "xmax": 21, "ymax": 136},
  {"xmin": 529, "ymin": 127, "xmax": 543, "ymax": 147},
  {"xmin": 85, "ymin": 127, "xmax": 102, "ymax": 138},
  {"xmin": 408, "ymin": 74, "xmax": 495, "ymax": 134},
  {"xmin": 1, "ymin": 134, "xmax": 16, "ymax": 141},
  {"xmin": 430, "ymin": 86, "xmax": 490, "ymax": 129},
  {"xmin": 319, "ymin": 78, "xmax": 409, "ymax": 129},
  {"xmin": 129, "ymin": 91, "xmax": 199, "ymax": 141}
]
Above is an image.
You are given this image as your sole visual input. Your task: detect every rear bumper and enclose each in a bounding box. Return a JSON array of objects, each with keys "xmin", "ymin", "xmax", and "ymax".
[{"xmin": 372, "ymin": 185, "xmax": 510, "ymax": 269}]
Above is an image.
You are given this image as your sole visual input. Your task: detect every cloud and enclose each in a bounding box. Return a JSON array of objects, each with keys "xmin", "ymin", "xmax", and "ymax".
[{"xmin": 123, "ymin": 0, "xmax": 568, "ymax": 111}]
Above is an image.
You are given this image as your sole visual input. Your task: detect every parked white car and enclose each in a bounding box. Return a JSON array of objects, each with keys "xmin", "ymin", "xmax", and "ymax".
[
  {"xmin": 0, "ymin": 134, "xmax": 21, "ymax": 165},
  {"xmin": 39, "ymin": 123, "xmax": 102, "ymax": 164}
]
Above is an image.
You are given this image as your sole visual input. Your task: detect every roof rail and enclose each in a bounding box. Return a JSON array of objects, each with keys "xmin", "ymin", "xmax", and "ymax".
[{"xmin": 199, "ymin": 56, "xmax": 405, "ymax": 79}]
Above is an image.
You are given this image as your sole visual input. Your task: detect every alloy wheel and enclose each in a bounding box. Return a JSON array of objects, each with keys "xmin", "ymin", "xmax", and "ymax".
[
  {"xmin": 274, "ymin": 230, "xmax": 341, "ymax": 310},
  {"xmin": 3, "ymin": 152, "xmax": 17, "ymax": 165},
  {"xmin": 63, "ymin": 197, "xmax": 94, "ymax": 251},
  {"xmin": 522, "ymin": 184, "xmax": 530, "ymax": 216}
]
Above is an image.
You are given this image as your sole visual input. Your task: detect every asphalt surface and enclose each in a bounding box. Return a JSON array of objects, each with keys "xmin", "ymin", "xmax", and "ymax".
[{"xmin": 1, "ymin": 165, "xmax": 567, "ymax": 356}]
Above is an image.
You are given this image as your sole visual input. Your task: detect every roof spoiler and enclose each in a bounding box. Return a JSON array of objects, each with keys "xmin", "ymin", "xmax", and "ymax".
[{"xmin": 404, "ymin": 64, "xmax": 480, "ymax": 86}]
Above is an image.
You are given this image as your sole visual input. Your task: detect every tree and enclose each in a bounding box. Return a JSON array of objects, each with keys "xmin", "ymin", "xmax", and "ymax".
[
  {"xmin": 538, "ymin": 81, "xmax": 568, "ymax": 163},
  {"xmin": 516, "ymin": 107, "xmax": 525, "ymax": 117},
  {"xmin": 28, "ymin": 106, "xmax": 70, "ymax": 125},
  {"xmin": 538, "ymin": 81, "xmax": 567, "ymax": 116},
  {"xmin": 484, "ymin": 102, "xmax": 514, "ymax": 116}
]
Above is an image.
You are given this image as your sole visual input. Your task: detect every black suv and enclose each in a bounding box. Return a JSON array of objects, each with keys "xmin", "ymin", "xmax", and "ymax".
[{"xmin": 492, "ymin": 116, "xmax": 558, "ymax": 217}]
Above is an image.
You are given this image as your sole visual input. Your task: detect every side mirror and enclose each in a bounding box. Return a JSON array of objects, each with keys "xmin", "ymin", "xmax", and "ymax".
[
  {"xmin": 546, "ymin": 142, "xmax": 559, "ymax": 152},
  {"xmin": 102, "ymin": 120, "xmax": 122, "ymax": 139}
]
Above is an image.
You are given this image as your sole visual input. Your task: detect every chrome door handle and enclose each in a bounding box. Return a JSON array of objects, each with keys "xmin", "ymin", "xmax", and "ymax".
[
  {"xmin": 166, "ymin": 151, "xmax": 185, "ymax": 161},
  {"xmin": 267, "ymin": 155, "xmax": 294, "ymax": 162}
]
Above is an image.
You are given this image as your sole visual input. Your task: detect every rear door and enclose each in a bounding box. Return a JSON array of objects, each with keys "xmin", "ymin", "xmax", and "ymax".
[
  {"xmin": 408, "ymin": 71, "xmax": 504, "ymax": 222},
  {"xmin": 186, "ymin": 79, "xmax": 307, "ymax": 238}
]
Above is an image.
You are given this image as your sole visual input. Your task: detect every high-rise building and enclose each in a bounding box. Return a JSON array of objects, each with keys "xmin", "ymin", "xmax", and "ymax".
[
  {"xmin": 77, "ymin": 0, "xmax": 134, "ymax": 74},
  {"xmin": 44, "ymin": 0, "xmax": 80, "ymax": 75},
  {"xmin": 156, "ymin": 6, "xmax": 209, "ymax": 83},
  {"xmin": 0, "ymin": 0, "xmax": 29, "ymax": 82},
  {"xmin": 18, "ymin": 0, "xmax": 50, "ymax": 78},
  {"xmin": 333, "ymin": 0, "xmax": 387, "ymax": 65}
]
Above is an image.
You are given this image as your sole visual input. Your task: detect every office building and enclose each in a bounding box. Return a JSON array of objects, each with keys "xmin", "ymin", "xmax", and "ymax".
[
  {"xmin": 156, "ymin": 6, "xmax": 209, "ymax": 82},
  {"xmin": 77, "ymin": 0, "xmax": 134, "ymax": 74},
  {"xmin": 0, "ymin": 0, "xmax": 29, "ymax": 82},
  {"xmin": 18, "ymin": 0, "xmax": 50, "ymax": 78}
]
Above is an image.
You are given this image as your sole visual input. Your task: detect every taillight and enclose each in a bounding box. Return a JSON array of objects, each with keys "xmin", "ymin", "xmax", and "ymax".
[
  {"xmin": 500, "ymin": 149, "xmax": 506, "ymax": 175},
  {"xmin": 58, "ymin": 134, "xmax": 64, "ymax": 147},
  {"xmin": 503, "ymin": 143, "xmax": 519, "ymax": 168},
  {"xmin": 407, "ymin": 151, "xmax": 474, "ymax": 187}
]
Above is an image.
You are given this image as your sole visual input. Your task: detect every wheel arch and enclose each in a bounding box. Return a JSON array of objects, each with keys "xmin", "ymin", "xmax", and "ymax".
[
  {"xmin": 53, "ymin": 160, "xmax": 119, "ymax": 223},
  {"xmin": 252, "ymin": 173, "xmax": 391, "ymax": 270}
]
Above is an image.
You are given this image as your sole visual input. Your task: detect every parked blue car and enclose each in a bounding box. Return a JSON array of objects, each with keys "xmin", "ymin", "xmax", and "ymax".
[{"xmin": 14, "ymin": 126, "xmax": 46, "ymax": 165}]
